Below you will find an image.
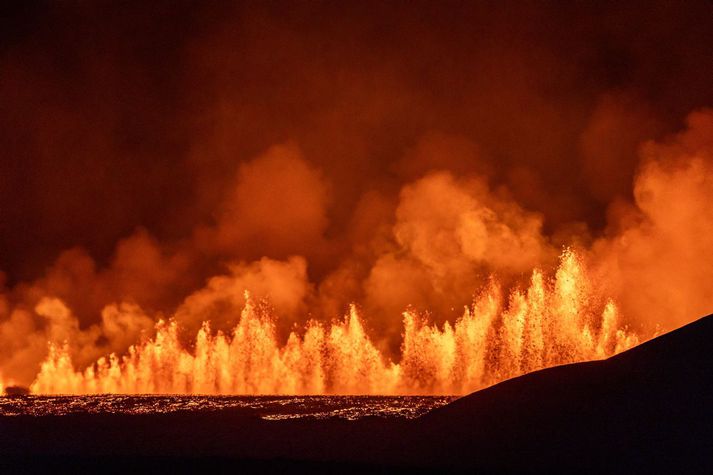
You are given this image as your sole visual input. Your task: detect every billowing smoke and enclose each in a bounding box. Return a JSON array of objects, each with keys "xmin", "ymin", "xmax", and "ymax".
[
  {"xmin": 0, "ymin": 1, "xmax": 712, "ymax": 387},
  {"xmin": 591, "ymin": 111, "xmax": 713, "ymax": 332}
]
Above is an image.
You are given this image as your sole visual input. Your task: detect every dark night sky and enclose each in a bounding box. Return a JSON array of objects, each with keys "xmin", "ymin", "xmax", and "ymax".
[{"xmin": 0, "ymin": 0, "xmax": 711, "ymax": 281}]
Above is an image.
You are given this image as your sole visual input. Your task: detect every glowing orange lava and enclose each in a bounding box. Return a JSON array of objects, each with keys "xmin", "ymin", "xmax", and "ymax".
[{"xmin": 30, "ymin": 250, "xmax": 639, "ymax": 395}]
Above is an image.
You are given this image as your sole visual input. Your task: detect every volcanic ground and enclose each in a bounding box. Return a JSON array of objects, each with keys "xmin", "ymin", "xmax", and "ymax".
[{"xmin": 1, "ymin": 312, "xmax": 711, "ymax": 473}]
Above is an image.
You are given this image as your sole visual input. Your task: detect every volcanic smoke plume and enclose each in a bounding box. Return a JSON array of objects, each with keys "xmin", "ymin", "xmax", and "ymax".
[{"xmin": 0, "ymin": 1, "xmax": 712, "ymax": 394}]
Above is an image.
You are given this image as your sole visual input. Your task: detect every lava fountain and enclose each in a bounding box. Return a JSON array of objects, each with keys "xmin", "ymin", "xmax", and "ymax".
[{"xmin": 30, "ymin": 250, "xmax": 639, "ymax": 395}]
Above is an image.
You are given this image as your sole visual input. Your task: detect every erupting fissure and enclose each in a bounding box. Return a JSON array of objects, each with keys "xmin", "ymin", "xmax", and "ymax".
[{"xmin": 30, "ymin": 250, "xmax": 639, "ymax": 395}]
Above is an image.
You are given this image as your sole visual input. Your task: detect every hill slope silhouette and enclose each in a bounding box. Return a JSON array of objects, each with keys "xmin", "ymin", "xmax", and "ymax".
[
  {"xmin": 1, "ymin": 313, "xmax": 711, "ymax": 473},
  {"xmin": 410, "ymin": 313, "xmax": 713, "ymax": 472}
]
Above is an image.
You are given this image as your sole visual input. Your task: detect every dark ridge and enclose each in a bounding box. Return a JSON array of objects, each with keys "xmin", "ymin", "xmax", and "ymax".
[
  {"xmin": 410, "ymin": 313, "xmax": 713, "ymax": 472},
  {"xmin": 0, "ymin": 314, "xmax": 711, "ymax": 474}
]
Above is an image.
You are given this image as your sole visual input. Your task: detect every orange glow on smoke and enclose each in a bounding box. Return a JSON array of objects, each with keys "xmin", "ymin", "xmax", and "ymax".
[{"xmin": 30, "ymin": 250, "xmax": 638, "ymax": 395}]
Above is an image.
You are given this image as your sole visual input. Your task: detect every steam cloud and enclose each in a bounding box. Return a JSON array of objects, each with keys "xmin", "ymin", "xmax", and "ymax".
[{"xmin": 0, "ymin": 1, "xmax": 712, "ymax": 386}]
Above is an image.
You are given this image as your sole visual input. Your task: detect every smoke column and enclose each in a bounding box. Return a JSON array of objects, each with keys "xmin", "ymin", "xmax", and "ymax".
[{"xmin": 0, "ymin": 1, "xmax": 711, "ymax": 391}]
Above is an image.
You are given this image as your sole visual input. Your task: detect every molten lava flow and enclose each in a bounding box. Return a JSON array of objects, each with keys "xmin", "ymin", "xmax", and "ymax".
[{"xmin": 30, "ymin": 250, "xmax": 639, "ymax": 395}]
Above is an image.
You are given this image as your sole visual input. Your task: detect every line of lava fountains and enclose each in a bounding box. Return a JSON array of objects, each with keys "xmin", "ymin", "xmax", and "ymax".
[{"xmin": 30, "ymin": 250, "xmax": 639, "ymax": 395}]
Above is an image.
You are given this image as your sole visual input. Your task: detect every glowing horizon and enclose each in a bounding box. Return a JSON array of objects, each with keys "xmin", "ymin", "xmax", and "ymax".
[{"xmin": 25, "ymin": 250, "xmax": 638, "ymax": 396}]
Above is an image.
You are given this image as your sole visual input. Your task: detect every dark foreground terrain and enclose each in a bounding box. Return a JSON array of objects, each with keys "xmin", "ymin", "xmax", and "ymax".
[{"xmin": 1, "ymin": 314, "xmax": 712, "ymax": 474}]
